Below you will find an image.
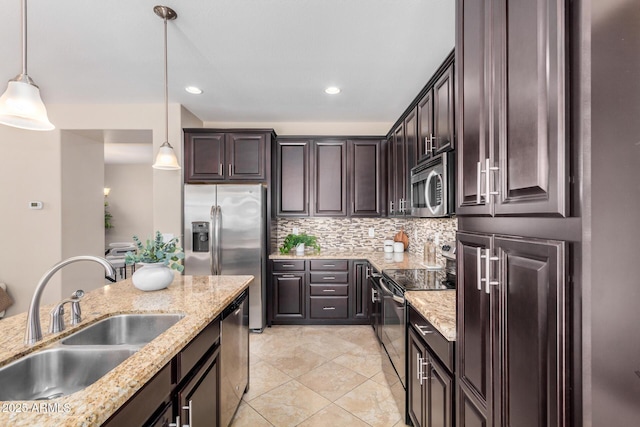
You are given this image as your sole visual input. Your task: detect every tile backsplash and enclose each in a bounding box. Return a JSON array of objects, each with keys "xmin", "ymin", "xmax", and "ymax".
[{"xmin": 274, "ymin": 217, "xmax": 457, "ymax": 257}]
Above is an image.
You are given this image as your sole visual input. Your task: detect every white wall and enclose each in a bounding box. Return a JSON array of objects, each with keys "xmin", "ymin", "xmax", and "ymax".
[
  {"xmin": 0, "ymin": 103, "xmax": 202, "ymax": 318},
  {"xmin": 0, "ymin": 127, "xmax": 62, "ymax": 316},
  {"xmin": 60, "ymin": 131, "xmax": 106, "ymax": 296},
  {"xmin": 203, "ymin": 121, "xmax": 391, "ymax": 136},
  {"xmin": 104, "ymin": 164, "xmax": 153, "ymax": 245}
]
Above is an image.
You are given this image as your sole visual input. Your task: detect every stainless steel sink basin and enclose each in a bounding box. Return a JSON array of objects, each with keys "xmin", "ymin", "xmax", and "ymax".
[
  {"xmin": 0, "ymin": 347, "xmax": 137, "ymax": 401},
  {"xmin": 61, "ymin": 313, "xmax": 185, "ymax": 346}
]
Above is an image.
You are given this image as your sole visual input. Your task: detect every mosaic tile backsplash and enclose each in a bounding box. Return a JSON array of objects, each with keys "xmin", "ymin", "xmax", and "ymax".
[{"xmin": 274, "ymin": 217, "xmax": 457, "ymax": 257}]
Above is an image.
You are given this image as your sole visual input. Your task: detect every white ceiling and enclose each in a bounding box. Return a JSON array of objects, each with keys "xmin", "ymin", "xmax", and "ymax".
[{"xmin": 0, "ymin": 0, "xmax": 455, "ymax": 124}]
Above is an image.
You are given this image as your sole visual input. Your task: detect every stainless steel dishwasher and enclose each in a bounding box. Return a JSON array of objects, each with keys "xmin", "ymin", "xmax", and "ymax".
[{"xmin": 220, "ymin": 289, "xmax": 249, "ymax": 427}]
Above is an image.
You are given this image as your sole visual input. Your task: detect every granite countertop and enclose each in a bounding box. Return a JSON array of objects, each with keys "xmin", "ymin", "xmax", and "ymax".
[
  {"xmin": 269, "ymin": 249, "xmax": 435, "ymax": 272},
  {"xmin": 405, "ymin": 290, "xmax": 456, "ymax": 341},
  {"xmin": 0, "ymin": 274, "xmax": 253, "ymax": 427}
]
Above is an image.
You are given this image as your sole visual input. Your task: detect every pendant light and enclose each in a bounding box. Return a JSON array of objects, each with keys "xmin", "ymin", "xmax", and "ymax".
[
  {"xmin": 0, "ymin": 0, "xmax": 54, "ymax": 131},
  {"xmin": 152, "ymin": 5, "xmax": 180, "ymax": 170}
]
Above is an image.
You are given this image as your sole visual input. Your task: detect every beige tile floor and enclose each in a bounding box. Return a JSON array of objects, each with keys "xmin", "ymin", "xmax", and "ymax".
[{"xmin": 230, "ymin": 325, "xmax": 411, "ymax": 427}]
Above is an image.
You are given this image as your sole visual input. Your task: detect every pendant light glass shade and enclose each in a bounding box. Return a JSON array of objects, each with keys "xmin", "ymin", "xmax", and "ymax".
[
  {"xmin": 151, "ymin": 5, "xmax": 180, "ymax": 170},
  {"xmin": 153, "ymin": 141, "xmax": 181, "ymax": 170},
  {"xmin": 0, "ymin": 0, "xmax": 54, "ymax": 131},
  {"xmin": 0, "ymin": 78, "xmax": 54, "ymax": 131}
]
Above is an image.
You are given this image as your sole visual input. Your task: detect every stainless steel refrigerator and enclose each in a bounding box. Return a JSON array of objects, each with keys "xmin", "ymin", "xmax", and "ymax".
[{"xmin": 183, "ymin": 184, "xmax": 266, "ymax": 331}]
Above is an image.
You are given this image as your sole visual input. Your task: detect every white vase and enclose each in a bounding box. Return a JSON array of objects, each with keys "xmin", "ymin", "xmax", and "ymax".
[
  {"xmin": 295, "ymin": 243, "xmax": 305, "ymax": 256},
  {"xmin": 132, "ymin": 263, "xmax": 174, "ymax": 291}
]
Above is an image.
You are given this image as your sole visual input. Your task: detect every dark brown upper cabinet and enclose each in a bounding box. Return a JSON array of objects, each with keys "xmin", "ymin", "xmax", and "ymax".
[
  {"xmin": 275, "ymin": 137, "xmax": 384, "ymax": 218},
  {"xmin": 404, "ymin": 108, "xmax": 419, "ymax": 207},
  {"xmin": 350, "ymin": 140, "xmax": 383, "ymax": 217},
  {"xmin": 276, "ymin": 140, "xmax": 311, "ymax": 217},
  {"xmin": 184, "ymin": 129, "xmax": 273, "ymax": 183},
  {"xmin": 418, "ymin": 64, "xmax": 455, "ymax": 163},
  {"xmin": 392, "ymin": 123, "xmax": 406, "ymax": 215},
  {"xmin": 456, "ymin": 0, "xmax": 567, "ymax": 217},
  {"xmin": 312, "ymin": 140, "xmax": 348, "ymax": 217}
]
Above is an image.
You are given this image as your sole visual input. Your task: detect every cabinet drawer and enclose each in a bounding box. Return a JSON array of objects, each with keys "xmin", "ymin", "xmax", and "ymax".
[
  {"xmin": 310, "ymin": 284, "xmax": 349, "ymax": 296},
  {"xmin": 310, "ymin": 297, "xmax": 349, "ymax": 319},
  {"xmin": 309, "ymin": 272, "xmax": 348, "ymax": 283},
  {"xmin": 178, "ymin": 318, "xmax": 221, "ymax": 381},
  {"xmin": 272, "ymin": 260, "xmax": 306, "ymax": 271},
  {"xmin": 309, "ymin": 260, "xmax": 348, "ymax": 271},
  {"xmin": 409, "ymin": 305, "xmax": 454, "ymax": 372}
]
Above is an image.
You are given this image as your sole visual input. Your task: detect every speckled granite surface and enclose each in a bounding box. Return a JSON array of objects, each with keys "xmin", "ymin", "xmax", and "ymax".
[
  {"xmin": 270, "ymin": 250, "xmax": 437, "ymax": 272},
  {"xmin": 0, "ymin": 274, "xmax": 252, "ymax": 427},
  {"xmin": 405, "ymin": 290, "xmax": 456, "ymax": 341}
]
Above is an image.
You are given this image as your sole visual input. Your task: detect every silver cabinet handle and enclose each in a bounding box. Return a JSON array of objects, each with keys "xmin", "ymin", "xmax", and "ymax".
[
  {"xmin": 322, "ymin": 276, "xmax": 336, "ymax": 280},
  {"xmin": 229, "ymin": 163, "xmax": 233, "ymax": 177},
  {"xmin": 282, "ymin": 264, "xmax": 295, "ymax": 267},
  {"xmin": 323, "ymin": 307, "xmax": 336, "ymax": 310},
  {"xmin": 476, "ymin": 161, "xmax": 483, "ymax": 204},
  {"xmin": 323, "ymin": 264, "xmax": 335, "ymax": 267},
  {"xmin": 418, "ymin": 354, "xmax": 431, "ymax": 385},
  {"xmin": 371, "ymin": 288, "xmax": 377, "ymax": 303},
  {"xmin": 282, "ymin": 274, "xmax": 294, "ymax": 278},
  {"xmin": 389, "ymin": 200, "xmax": 394, "ymax": 214},
  {"xmin": 365, "ymin": 266, "xmax": 371, "ymax": 279},
  {"xmin": 322, "ymin": 289, "xmax": 336, "ymax": 292},
  {"xmin": 183, "ymin": 399, "xmax": 193, "ymax": 426},
  {"xmin": 219, "ymin": 163, "xmax": 223, "ymax": 176},
  {"xmin": 414, "ymin": 323, "xmax": 434, "ymax": 336},
  {"xmin": 169, "ymin": 415, "xmax": 180, "ymax": 427},
  {"xmin": 476, "ymin": 246, "xmax": 483, "ymax": 291},
  {"xmin": 483, "ymin": 248, "xmax": 500, "ymax": 294}
]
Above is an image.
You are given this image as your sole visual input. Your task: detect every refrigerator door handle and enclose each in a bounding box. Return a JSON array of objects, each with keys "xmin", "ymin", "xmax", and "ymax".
[
  {"xmin": 210, "ymin": 205, "xmax": 220, "ymax": 275},
  {"xmin": 216, "ymin": 206, "xmax": 222, "ymax": 275}
]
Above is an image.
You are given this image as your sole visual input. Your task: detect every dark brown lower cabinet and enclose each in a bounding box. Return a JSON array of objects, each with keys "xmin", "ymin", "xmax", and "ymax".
[
  {"xmin": 408, "ymin": 310, "xmax": 454, "ymax": 427},
  {"xmin": 103, "ymin": 318, "xmax": 222, "ymax": 427},
  {"xmin": 456, "ymin": 231, "xmax": 569, "ymax": 427},
  {"xmin": 272, "ymin": 272, "xmax": 306, "ymax": 321},
  {"xmin": 269, "ymin": 259, "xmax": 371, "ymax": 325},
  {"xmin": 176, "ymin": 347, "xmax": 220, "ymax": 427}
]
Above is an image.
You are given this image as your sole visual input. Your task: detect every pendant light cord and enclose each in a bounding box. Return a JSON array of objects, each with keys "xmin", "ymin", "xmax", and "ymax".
[
  {"xmin": 21, "ymin": 0, "xmax": 27, "ymax": 76},
  {"xmin": 163, "ymin": 10, "xmax": 169, "ymax": 145}
]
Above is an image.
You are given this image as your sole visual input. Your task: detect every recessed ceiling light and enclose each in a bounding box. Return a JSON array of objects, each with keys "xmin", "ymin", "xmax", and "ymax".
[
  {"xmin": 185, "ymin": 86, "xmax": 203, "ymax": 95},
  {"xmin": 325, "ymin": 86, "xmax": 341, "ymax": 95}
]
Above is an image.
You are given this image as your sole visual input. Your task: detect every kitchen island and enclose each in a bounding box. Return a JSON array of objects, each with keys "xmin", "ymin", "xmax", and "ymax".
[{"xmin": 0, "ymin": 274, "xmax": 253, "ymax": 426}]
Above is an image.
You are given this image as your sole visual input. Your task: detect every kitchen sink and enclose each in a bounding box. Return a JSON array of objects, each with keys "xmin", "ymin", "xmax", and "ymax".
[
  {"xmin": 61, "ymin": 313, "xmax": 185, "ymax": 346},
  {"xmin": 0, "ymin": 347, "xmax": 137, "ymax": 401}
]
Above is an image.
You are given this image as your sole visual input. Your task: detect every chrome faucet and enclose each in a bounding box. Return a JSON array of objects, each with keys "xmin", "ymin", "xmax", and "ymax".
[
  {"xmin": 25, "ymin": 256, "xmax": 116, "ymax": 345},
  {"xmin": 49, "ymin": 289, "xmax": 85, "ymax": 334}
]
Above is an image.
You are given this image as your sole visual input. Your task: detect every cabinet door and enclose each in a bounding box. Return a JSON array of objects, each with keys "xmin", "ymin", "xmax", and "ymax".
[
  {"xmin": 456, "ymin": 232, "xmax": 492, "ymax": 424},
  {"xmin": 226, "ymin": 133, "xmax": 266, "ymax": 180},
  {"xmin": 418, "ymin": 89, "xmax": 434, "ymax": 162},
  {"xmin": 177, "ymin": 348, "xmax": 219, "ymax": 427},
  {"xmin": 428, "ymin": 356, "xmax": 453, "ymax": 427},
  {"xmin": 185, "ymin": 133, "xmax": 226, "ymax": 182},
  {"xmin": 351, "ymin": 261, "xmax": 370, "ymax": 320},
  {"xmin": 393, "ymin": 124, "xmax": 406, "ymax": 214},
  {"xmin": 433, "ymin": 64, "xmax": 455, "ymax": 155},
  {"xmin": 493, "ymin": 236, "xmax": 567, "ymax": 427},
  {"xmin": 408, "ymin": 329, "xmax": 427, "ymax": 427},
  {"xmin": 456, "ymin": 0, "xmax": 492, "ymax": 216},
  {"xmin": 493, "ymin": 0, "xmax": 567, "ymax": 216},
  {"xmin": 386, "ymin": 136, "xmax": 395, "ymax": 215},
  {"xmin": 276, "ymin": 140, "xmax": 310, "ymax": 216},
  {"xmin": 313, "ymin": 140, "xmax": 347, "ymax": 216},
  {"xmin": 404, "ymin": 108, "xmax": 419, "ymax": 206},
  {"xmin": 349, "ymin": 140, "xmax": 382, "ymax": 217},
  {"xmin": 272, "ymin": 273, "xmax": 306, "ymax": 320}
]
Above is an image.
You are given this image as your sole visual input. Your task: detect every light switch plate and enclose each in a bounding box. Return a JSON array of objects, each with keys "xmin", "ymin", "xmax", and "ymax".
[
  {"xmin": 292, "ymin": 227, "xmax": 299, "ymax": 235},
  {"xmin": 368, "ymin": 228, "xmax": 375, "ymax": 238}
]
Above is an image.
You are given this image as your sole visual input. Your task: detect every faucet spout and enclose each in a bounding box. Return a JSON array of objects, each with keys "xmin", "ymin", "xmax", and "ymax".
[{"xmin": 24, "ymin": 256, "xmax": 116, "ymax": 345}]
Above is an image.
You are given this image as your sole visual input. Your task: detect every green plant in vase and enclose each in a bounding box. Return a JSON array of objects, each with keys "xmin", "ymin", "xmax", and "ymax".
[
  {"xmin": 279, "ymin": 233, "xmax": 321, "ymax": 254},
  {"xmin": 125, "ymin": 231, "xmax": 185, "ymax": 272}
]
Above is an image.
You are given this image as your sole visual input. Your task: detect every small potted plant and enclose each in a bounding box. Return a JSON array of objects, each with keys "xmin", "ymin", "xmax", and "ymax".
[
  {"xmin": 279, "ymin": 233, "xmax": 321, "ymax": 255},
  {"xmin": 125, "ymin": 231, "xmax": 184, "ymax": 291}
]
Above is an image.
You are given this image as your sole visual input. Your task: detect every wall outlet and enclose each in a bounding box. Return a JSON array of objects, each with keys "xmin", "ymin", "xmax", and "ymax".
[
  {"xmin": 368, "ymin": 228, "xmax": 375, "ymax": 238},
  {"xmin": 292, "ymin": 227, "xmax": 299, "ymax": 235}
]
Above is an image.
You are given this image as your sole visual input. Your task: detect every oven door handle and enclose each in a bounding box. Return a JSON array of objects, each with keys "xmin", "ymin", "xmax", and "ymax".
[{"xmin": 379, "ymin": 278, "xmax": 405, "ymax": 304}]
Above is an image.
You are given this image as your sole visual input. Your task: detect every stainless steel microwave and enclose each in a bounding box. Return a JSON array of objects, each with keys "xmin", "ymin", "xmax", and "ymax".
[{"xmin": 410, "ymin": 152, "xmax": 455, "ymax": 217}]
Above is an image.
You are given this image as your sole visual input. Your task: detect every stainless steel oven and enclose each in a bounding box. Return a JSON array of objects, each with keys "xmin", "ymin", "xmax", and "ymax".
[{"xmin": 410, "ymin": 152, "xmax": 455, "ymax": 217}]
